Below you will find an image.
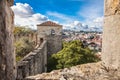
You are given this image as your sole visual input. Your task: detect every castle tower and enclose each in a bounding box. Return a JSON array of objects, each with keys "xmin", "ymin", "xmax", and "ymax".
[
  {"xmin": 102, "ymin": 0, "xmax": 120, "ymax": 69},
  {"xmin": 37, "ymin": 21, "xmax": 63, "ymax": 55}
]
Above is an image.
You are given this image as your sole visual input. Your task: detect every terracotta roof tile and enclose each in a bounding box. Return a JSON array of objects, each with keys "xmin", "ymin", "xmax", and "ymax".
[{"xmin": 37, "ymin": 21, "xmax": 62, "ymax": 26}]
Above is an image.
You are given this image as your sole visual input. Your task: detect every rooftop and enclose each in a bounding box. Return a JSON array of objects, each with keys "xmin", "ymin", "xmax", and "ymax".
[{"xmin": 37, "ymin": 21, "xmax": 62, "ymax": 27}]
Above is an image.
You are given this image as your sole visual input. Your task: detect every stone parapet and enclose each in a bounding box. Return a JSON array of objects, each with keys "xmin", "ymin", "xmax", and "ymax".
[
  {"xmin": 25, "ymin": 62, "xmax": 120, "ymax": 80},
  {"xmin": 16, "ymin": 41, "xmax": 47, "ymax": 79}
]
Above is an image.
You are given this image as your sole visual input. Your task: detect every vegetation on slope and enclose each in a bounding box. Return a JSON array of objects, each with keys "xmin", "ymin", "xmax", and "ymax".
[
  {"xmin": 14, "ymin": 26, "xmax": 35, "ymax": 61},
  {"xmin": 15, "ymin": 37, "xmax": 34, "ymax": 61},
  {"xmin": 14, "ymin": 26, "xmax": 34, "ymax": 36},
  {"xmin": 47, "ymin": 40, "xmax": 100, "ymax": 72}
]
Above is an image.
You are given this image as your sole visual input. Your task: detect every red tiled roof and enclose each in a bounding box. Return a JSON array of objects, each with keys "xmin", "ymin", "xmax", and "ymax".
[{"xmin": 37, "ymin": 21, "xmax": 62, "ymax": 26}]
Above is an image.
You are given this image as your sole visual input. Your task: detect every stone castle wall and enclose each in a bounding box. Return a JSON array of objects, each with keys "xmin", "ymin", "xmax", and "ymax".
[
  {"xmin": 46, "ymin": 35, "xmax": 62, "ymax": 55},
  {"xmin": 37, "ymin": 26, "xmax": 62, "ymax": 38},
  {"xmin": 37, "ymin": 25, "xmax": 62, "ymax": 55},
  {"xmin": 0, "ymin": 0, "xmax": 16, "ymax": 80},
  {"xmin": 16, "ymin": 23, "xmax": 62, "ymax": 79},
  {"xmin": 26, "ymin": 62, "xmax": 120, "ymax": 80},
  {"xmin": 102, "ymin": 0, "xmax": 120, "ymax": 69},
  {"xmin": 1, "ymin": 0, "xmax": 120, "ymax": 79},
  {"xmin": 14, "ymin": 33, "xmax": 38, "ymax": 46},
  {"xmin": 16, "ymin": 41, "xmax": 47, "ymax": 79}
]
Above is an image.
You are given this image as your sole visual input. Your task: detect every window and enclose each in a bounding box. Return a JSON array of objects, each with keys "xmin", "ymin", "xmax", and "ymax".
[
  {"xmin": 40, "ymin": 38, "xmax": 43, "ymax": 43},
  {"xmin": 51, "ymin": 29, "xmax": 55, "ymax": 35}
]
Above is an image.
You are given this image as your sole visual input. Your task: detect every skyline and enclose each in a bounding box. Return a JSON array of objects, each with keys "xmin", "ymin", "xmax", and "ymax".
[{"xmin": 12, "ymin": 0, "xmax": 104, "ymax": 31}]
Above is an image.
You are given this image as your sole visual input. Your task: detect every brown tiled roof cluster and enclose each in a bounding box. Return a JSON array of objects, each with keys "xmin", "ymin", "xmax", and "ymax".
[{"xmin": 37, "ymin": 21, "xmax": 62, "ymax": 26}]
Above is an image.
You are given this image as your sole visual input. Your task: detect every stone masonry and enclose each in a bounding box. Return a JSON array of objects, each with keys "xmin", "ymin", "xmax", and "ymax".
[
  {"xmin": 16, "ymin": 21, "xmax": 62, "ymax": 79},
  {"xmin": 0, "ymin": 0, "xmax": 16, "ymax": 80},
  {"xmin": 1, "ymin": 0, "xmax": 120, "ymax": 79},
  {"xmin": 102, "ymin": 0, "xmax": 120, "ymax": 69},
  {"xmin": 26, "ymin": 62, "xmax": 120, "ymax": 80},
  {"xmin": 16, "ymin": 41, "xmax": 47, "ymax": 79},
  {"xmin": 22, "ymin": 0, "xmax": 120, "ymax": 79},
  {"xmin": 46, "ymin": 35, "xmax": 62, "ymax": 55},
  {"xmin": 37, "ymin": 21, "xmax": 63, "ymax": 55}
]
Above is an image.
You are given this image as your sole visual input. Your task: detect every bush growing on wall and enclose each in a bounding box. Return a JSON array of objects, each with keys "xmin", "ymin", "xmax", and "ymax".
[
  {"xmin": 15, "ymin": 37, "xmax": 34, "ymax": 62},
  {"xmin": 14, "ymin": 26, "xmax": 35, "ymax": 61},
  {"xmin": 47, "ymin": 40, "xmax": 100, "ymax": 72}
]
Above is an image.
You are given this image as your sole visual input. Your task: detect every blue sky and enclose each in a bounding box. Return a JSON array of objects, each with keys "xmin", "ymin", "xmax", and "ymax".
[{"xmin": 13, "ymin": 0, "xmax": 104, "ymax": 31}]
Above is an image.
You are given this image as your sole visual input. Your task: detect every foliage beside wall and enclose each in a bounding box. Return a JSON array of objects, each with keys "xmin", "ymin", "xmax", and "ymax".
[
  {"xmin": 15, "ymin": 37, "xmax": 34, "ymax": 61},
  {"xmin": 47, "ymin": 40, "xmax": 100, "ymax": 72},
  {"xmin": 14, "ymin": 26, "xmax": 35, "ymax": 61}
]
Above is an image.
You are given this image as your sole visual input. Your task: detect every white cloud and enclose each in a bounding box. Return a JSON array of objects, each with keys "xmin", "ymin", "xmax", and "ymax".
[
  {"xmin": 62, "ymin": 20, "xmax": 83, "ymax": 30},
  {"xmin": 93, "ymin": 17, "xmax": 103, "ymax": 23},
  {"xmin": 11, "ymin": 3, "xmax": 48, "ymax": 29},
  {"xmin": 93, "ymin": 17, "xmax": 103, "ymax": 27},
  {"xmin": 11, "ymin": 2, "xmax": 103, "ymax": 31},
  {"xmin": 73, "ymin": 21, "xmax": 82, "ymax": 27},
  {"xmin": 12, "ymin": 3, "xmax": 33, "ymax": 18},
  {"xmin": 46, "ymin": 0, "xmax": 104, "ymax": 31},
  {"xmin": 46, "ymin": 10, "xmax": 103, "ymax": 31},
  {"xmin": 47, "ymin": 11, "xmax": 74, "ymax": 23},
  {"xmin": 78, "ymin": 0, "xmax": 103, "ymax": 17},
  {"xmin": 47, "ymin": 11, "xmax": 83, "ymax": 30},
  {"xmin": 78, "ymin": 0, "xmax": 103, "ymax": 29},
  {"xmin": 78, "ymin": 6, "xmax": 102, "ymax": 20}
]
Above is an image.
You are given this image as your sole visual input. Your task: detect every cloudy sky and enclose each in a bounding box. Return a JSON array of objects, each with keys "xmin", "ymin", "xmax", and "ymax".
[{"xmin": 12, "ymin": 0, "xmax": 104, "ymax": 31}]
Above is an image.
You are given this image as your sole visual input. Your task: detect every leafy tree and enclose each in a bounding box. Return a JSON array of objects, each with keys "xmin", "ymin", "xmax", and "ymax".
[{"xmin": 47, "ymin": 40, "xmax": 100, "ymax": 72}]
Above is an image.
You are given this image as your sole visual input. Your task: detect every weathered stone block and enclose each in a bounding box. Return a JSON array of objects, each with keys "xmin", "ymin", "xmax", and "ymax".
[
  {"xmin": 102, "ymin": 15, "xmax": 120, "ymax": 69},
  {"xmin": 105, "ymin": 0, "xmax": 120, "ymax": 16}
]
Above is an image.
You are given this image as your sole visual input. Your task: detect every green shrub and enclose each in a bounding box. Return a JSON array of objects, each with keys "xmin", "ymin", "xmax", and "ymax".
[
  {"xmin": 14, "ymin": 26, "xmax": 34, "ymax": 36},
  {"xmin": 15, "ymin": 37, "xmax": 34, "ymax": 62},
  {"xmin": 47, "ymin": 40, "xmax": 100, "ymax": 72}
]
